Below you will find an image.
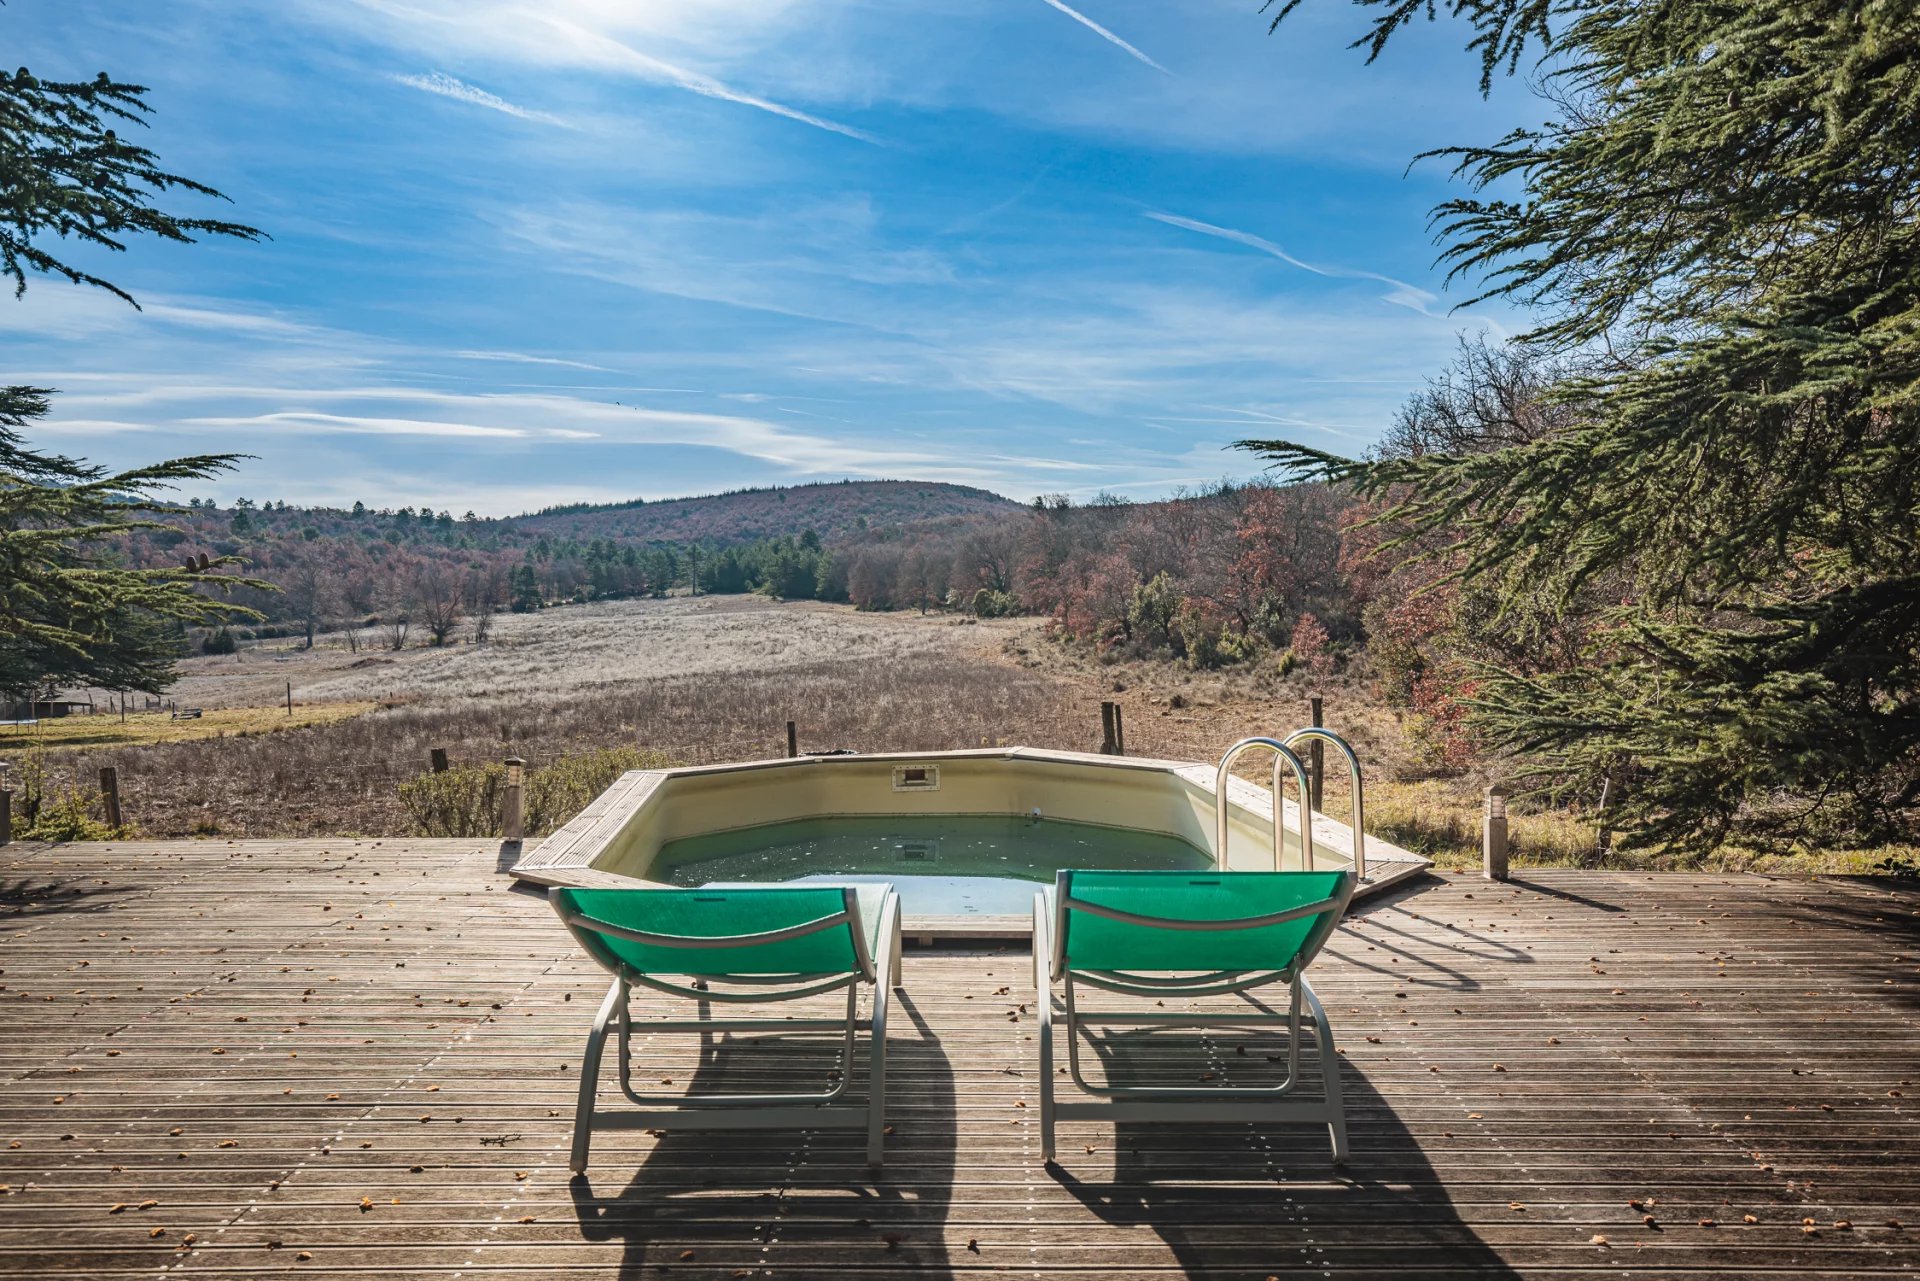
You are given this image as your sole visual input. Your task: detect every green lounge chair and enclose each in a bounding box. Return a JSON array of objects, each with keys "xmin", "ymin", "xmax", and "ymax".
[
  {"xmin": 551, "ymin": 883, "xmax": 902, "ymax": 1171},
  {"xmin": 1032, "ymin": 868, "xmax": 1355, "ymax": 1164}
]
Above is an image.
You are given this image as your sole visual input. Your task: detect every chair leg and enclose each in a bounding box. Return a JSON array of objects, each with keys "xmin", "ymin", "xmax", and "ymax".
[
  {"xmin": 866, "ymin": 977, "xmax": 890, "ymax": 1167},
  {"xmin": 890, "ymin": 902, "xmax": 903, "ymax": 989},
  {"xmin": 616, "ymin": 980, "xmax": 634, "ymax": 1090},
  {"xmin": 867, "ymin": 893, "xmax": 899, "ymax": 1168},
  {"xmin": 1033, "ymin": 892, "xmax": 1056, "ymax": 1164},
  {"xmin": 1303, "ymin": 979, "xmax": 1348, "ymax": 1165},
  {"xmin": 570, "ymin": 979, "xmax": 623, "ymax": 1174}
]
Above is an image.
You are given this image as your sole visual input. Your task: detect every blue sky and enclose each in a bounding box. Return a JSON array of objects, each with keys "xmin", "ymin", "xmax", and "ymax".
[{"xmin": 6, "ymin": 1, "xmax": 1537, "ymax": 515}]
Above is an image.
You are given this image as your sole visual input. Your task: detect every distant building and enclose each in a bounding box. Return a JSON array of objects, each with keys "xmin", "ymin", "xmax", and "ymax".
[{"xmin": 1, "ymin": 698, "xmax": 95, "ymax": 721}]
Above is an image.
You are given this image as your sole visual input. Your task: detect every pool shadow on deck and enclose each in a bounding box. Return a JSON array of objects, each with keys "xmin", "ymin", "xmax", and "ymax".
[
  {"xmin": 1048, "ymin": 1028, "xmax": 1520, "ymax": 1279},
  {"xmin": 568, "ymin": 991, "xmax": 958, "ymax": 1277}
]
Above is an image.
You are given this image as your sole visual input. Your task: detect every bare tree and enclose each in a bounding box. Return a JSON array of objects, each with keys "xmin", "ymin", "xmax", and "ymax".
[
  {"xmin": 411, "ymin": 563, "xmax": 463, "ymax": 646},
  {"xmin": 466, "ymin": 562, "xmax": 505, "ymax": 644},
  {"xmin": 277, "ymin": 546, "xmax": 333, "ymax": 649}
]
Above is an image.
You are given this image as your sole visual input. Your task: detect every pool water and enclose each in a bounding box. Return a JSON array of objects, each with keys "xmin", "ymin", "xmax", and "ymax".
[{"xmin": 653, "ymin": 813, "xmax": 1215, "ymax": 916}]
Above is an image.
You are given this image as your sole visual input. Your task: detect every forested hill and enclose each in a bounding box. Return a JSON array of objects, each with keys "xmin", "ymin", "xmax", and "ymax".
[{"xmin": 518, "ymin": 480, "xmax": 1020, "ymax": 544}]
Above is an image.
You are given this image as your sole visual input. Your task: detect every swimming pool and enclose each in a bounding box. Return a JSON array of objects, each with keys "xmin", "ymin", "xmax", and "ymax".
[
  {"xmin": 652, "ymin": 812, "xmax": 1214, "ymax": 916},
  {"xmin": 511, "ymin": 748, "xmax": 1425, "ymax": 934}
]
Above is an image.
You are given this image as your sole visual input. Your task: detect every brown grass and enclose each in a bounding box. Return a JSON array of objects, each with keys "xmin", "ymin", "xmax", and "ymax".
[
  {"xmin": 17, "ymin": 596, "xmax": 1916, "ymax": 872},
  {"xmin": 19, "ymin": 600, "xmax": 1104, "ymax": 838}
]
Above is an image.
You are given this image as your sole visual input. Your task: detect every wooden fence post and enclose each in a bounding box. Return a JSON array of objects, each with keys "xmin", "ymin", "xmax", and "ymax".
[
  {"xmin": 1098, "ymin": 702, "xmax": 1117, "ymax": 755},
  {"xmin": 786, "ymin": 721, "xmax": 798, "ymax": 758},
  {"xmin": 286, "ymin": 681, "xmax": 293, "ymax": 716},
  {"xmin": 430, "ymin": 747, "xmax": 450, "ymax": 774},
  {"xmin": 502, "ymin": 757, "xmax": 526, "ymax": 844},
  {"xmin": 99, "ymin": 767, "xmax": 122, "ymax": 831},
  {"xmin": 1307, "ymin": 695, "xmax": 1325, "ymax": 814},
  {"xmin": 0, "ymin": 789, "xmax": 10, "ymax": 846},
  {"xmin": 1112, "ymin": 702, "xmax": 1125, "ymax": 757},
  {"xmin": 1483, "ymin": 784, "xmax": 1510, "ymax": 881}
]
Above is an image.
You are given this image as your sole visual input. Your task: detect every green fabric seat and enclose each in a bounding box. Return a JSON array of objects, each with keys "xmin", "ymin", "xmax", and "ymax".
[
  {"xmin": 550, "ymin": 880, "xmax": 902, "ymax": 1173},
  {"xmin": 1034, "ymin": 866, "xmax": 1356, "ymax": 1167},
  {"xmin": 1057, "ymin": 870, "xmax": 1350, "ymax": 974},
  {"xmin": 553, "ymin": 883, "xmax": 884, "ymax": 978}
]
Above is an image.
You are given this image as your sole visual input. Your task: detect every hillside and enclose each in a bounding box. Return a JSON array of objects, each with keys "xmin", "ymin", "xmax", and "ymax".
[{"xmin": 517, "ymin": 480, "xmax": 1021, "ymax": 545}]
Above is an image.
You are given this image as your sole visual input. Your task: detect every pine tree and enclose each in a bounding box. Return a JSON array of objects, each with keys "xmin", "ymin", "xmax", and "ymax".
[
  {"xmin": 509, "ymin": 563, "xmax": 542, "ymax": 613},
  {"xmin": 0, "ymin": 388, "xmax": 262, "ymax": 698},
  {"xmin": 1, "ymin": 51, "xmax": 266, "ymax": 699},
  {"xmin": 1247, "ymin": 1, "xmax": 1920, "ymax": 849}
]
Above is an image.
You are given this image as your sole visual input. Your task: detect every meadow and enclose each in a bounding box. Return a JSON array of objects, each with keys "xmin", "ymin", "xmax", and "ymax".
[
  {"xmin": 4, "ymin": 598, "xmax": 1093, "ymax": 838},
  {"xmin": 4, "ymin": 595, "xmax": 1902, "ymax": 871}
]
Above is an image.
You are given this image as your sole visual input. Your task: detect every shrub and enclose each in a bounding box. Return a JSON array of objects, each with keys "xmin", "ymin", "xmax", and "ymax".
[
  {"xmin": 970, "ymin": 587, "xmax": 1019, "ymax": 618},
  {"xmin": 1127, "ymin": 572, "xmax": 1180, "ymax": 652},
  {"xmin": 10, "ymin": 750, "xmax": 129, "ymax": 840},
  {"xmin": 1289, "ymin": 611, "xmax": 1333, "ymax": 676},
  {"xmin": 399, "ymin": 746, "xmax": 681, "ymax": 838},
  {"xmin": 21, "ymin": 786, "xmax": 125, "ymax": 841},
  {"xmin": 1216, "ymin": 628, "xmax": 1261, "ymax": 666},
  {"xmin": 1172, "ymin": 598, "xmax": 1261, "ymax": 670},
  {"xmin": 201, "ymin": 627, "xmax": 239, "ymax": 655}
]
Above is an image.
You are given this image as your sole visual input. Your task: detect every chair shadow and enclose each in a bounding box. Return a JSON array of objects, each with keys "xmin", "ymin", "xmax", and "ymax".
[
  {"xmin": 0, "ymin": 876, "xmax": 134, "ymax": 923},
  {"xmin": 568, "ymin": 990, "xmax": 958, "ymax": 1277},
  {"xmin": 1049, "ymin": 1026, "xmax": 1521, "ymax": 1279}
]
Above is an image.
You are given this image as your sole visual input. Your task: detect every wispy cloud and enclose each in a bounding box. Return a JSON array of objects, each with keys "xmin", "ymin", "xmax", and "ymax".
[
  {"xmin": 514, "ymin": 13, "xmax": 880, "ymax": 144},
  {"xmin": 451, "ymin": 349, "xmax": 611, "ymax": 372},
  {"xmin": 1144, "ymin": 210, "xmax": 1451, "ymax": 318},
  {"xmin": 1038, "ymin": 0, "xmax": 1168, "ymax": 74},
  {"xmin": 393, "ymin": 71, "xmax": 568, "ymax": 126}
]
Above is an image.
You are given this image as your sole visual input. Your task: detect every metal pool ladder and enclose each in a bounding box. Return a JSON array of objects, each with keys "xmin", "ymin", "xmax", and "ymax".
[{"xmin": 1213, "ymin": 729, "xmax": 1367, "ymax": 878}]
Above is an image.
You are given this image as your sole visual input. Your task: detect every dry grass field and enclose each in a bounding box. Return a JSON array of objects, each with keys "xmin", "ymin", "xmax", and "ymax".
[
  {"xmin": 3, "ymin": 598, "xmax": 1103, "ymax": 839},
  {"xmin": 4, "ymin": 595, "xmax": 1908, "ymax": 871}
]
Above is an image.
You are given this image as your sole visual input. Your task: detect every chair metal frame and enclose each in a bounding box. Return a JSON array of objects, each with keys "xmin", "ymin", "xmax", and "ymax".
[
  {"xmin": 555, "ymin": 884, "xmax": 902, "ymax": 1171},
  {"xmin": 1033, "ymin": 869, "xmax": 1355, "ymax": 1165}
]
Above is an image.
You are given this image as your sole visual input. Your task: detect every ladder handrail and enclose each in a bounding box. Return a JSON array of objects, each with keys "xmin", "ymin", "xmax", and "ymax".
[
  {"xmin": 1214, "ymin": 737, "xmax": 1316, "ymax": 872},
  {"xmin": 1283, "ymin": 727, "xmax": 1367, "ymax": 880}
]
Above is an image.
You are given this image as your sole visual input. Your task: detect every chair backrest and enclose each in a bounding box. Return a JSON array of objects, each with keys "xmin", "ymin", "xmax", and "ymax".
[
  {"xmin": 551, "ymin": 885, "xmax": 874, "ymax": 981},
  {"xmin": 1053, "ymin": 869, "xmax": 1354, "ymax": 977}
]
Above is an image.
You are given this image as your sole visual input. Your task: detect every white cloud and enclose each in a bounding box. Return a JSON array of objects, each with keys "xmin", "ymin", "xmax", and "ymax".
[
  {"xmin": 392, "ymin": 71, "xmax": 569, "ymax": 126},
  {"xmin": 1144, "ymin": 210, "xmax": 1456, "ymax": 319},
  {"xmin": 325, "ymin": 2, "xmax": 877, "ymax": 142},
  {"xmin": 523, "ymin": 13, "xmax": 880, "ymax": 143},
  {"xmin": 1038, "ymin": 0, "xmax": 1168, "ymax": 74},
  {"xmin": 451, "ymin": 349, "xmax": 612, "ymax": 371}
]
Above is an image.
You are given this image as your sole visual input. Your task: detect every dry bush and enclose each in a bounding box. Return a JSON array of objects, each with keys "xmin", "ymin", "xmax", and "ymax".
[{"xmin": 399, "ymin": 746, "xmax": 679, "ymax": 838}]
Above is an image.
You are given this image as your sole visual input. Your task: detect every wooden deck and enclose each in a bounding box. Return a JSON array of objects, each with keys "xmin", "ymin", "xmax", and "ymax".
[{"xmin": 2, "ymin": 836, "xmax": 1917, "ymax": 1279}]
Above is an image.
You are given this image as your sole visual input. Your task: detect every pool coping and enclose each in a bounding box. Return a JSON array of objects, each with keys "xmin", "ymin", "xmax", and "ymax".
[{"xmin": 509, "ymin": 746, "xmax": 1431, "ymax": 937}]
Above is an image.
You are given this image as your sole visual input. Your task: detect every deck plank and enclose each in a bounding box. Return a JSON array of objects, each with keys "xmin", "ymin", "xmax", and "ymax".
[{"xmin": 1, "ymin": 837, "xmax": 1916, "ymax": 1277}]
